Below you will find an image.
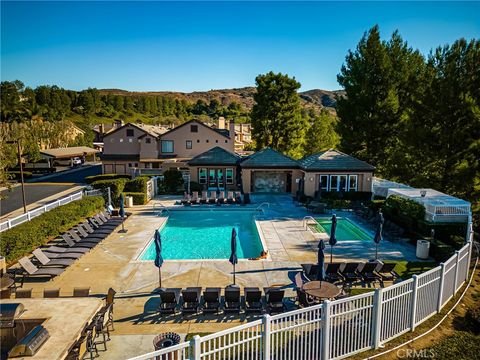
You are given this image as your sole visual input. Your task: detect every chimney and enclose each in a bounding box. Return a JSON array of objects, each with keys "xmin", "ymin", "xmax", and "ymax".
[
  {"xmin": 218, "ymin": 117, "xmax": 226, "ymax": 130},
  {"xmin": 229, "ymin": 120, "xmax": 235, "ymax": 140}
]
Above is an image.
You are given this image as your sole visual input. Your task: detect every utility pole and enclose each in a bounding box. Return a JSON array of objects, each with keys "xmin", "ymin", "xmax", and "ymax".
[{"xmin": 7, "ymin": 139, "xmax": 27, "ymax": 213}]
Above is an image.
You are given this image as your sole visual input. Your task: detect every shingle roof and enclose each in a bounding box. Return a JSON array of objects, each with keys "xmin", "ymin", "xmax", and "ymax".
[
  {"xmin": 40, "ymin": 146, "xmax": 99, "ymax": 159},
  {"xmin": 299, "ymin": 149, "xmax": 375, "ymax": 171},
  {"xmin": 188, "ymin": 147, "xmax": 240, "ymax": 166},
  {"xmin": 240, "ymin": 148, "xmax": 299, "ymax": 169}
]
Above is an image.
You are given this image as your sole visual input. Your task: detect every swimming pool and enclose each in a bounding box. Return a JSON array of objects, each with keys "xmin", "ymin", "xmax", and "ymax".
[
  {"xmin": 140, "ymin": 210, "xmax": 264, "ymax": 260},
  {"xmin": 315, "ymin": 218, "xmax": 372, "ymax": 241}
]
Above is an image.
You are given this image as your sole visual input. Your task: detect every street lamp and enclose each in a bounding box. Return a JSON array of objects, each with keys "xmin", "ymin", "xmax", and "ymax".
[{"xmin": 6, "ymin": 139, "xmax": 27, "ymax": 213}]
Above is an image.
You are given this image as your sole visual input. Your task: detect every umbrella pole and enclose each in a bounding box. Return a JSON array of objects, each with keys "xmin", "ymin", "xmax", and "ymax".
[
  {"xmin": 330, "ymin": 245, "xmax": 333, "ymax": 263},
  {"xmin": 375, "ymin": 244, "xmax": 378, "ymax": 260},
  {"xmin": 159, "ymin": 267, "xmax": 162, "ymax": 289},
  {"xmin": 233, "ymin": 264, "xmax": 236, "ymax": 285}
]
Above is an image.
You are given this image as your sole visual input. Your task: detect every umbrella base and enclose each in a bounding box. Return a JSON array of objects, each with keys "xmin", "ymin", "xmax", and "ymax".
[
  {"xmin": 118, "ymin": 229, "xmax": 128, "ymax": 233},
  {"xmin": 227, "ymin": 284, "xmax": 240, "ymax": 289}
]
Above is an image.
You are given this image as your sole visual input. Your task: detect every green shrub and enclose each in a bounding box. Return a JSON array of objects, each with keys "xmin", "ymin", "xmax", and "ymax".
[
  {"xmin": 189, "ymin": 181, "xmax": 203, "ymax": 193},
  {"xmin": 85, "ymin": 173, "xmax": 130, "ymax": 184},
  {"xmin": 92, "ymin": 178, "xmax": 128, "ymax": 206},
  {"xmin": 7, "ymin": 171, "xmax": 33, "ymax": 180},
  {"xmin": 162, "ymin": 169, "xmax": 184, "ymax": 193},
  {"xmin": 0, "ymin": 196, "xmax": 105, "ymax": 264},
  {"xmin": 370, "ymin": 199, "xmax": 386, "ymax": 212},
  {"xmin": 318, "ymin": 191, "xmax": 372, "ymax": 201},
  {"xmin": 327, "ymin": 199, "xmax": 352, "ymax": 209},
  {"xmin": 124, "ymin": 176, "xmax": 149, "ymax": 193},
  {"xmin": 124, "ymin": 192, "xmax": 147, "ymax": 205},
  {"xmin": 384, "ymin": 195, "xmax": 425, "ymax": 219},
  {"xmin": 430, "ymin": 239, "xmax": 456, "ymax": 262}
]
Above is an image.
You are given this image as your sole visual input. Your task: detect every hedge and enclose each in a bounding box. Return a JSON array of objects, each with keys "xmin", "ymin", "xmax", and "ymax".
[
  {"xmin": 91, "ymin": 178, "xmax": 128, "ymax": 206},
  {"xmin": 85, "ymin": 173, "xmax": 130, "ymax": 184},
  {"xmin": 124, "ymin": 192, "xmax": 147, "ymax": 205},
  {"xmin": 0, "ymin": 196, "xmax": 105, "ymax": 264},
  {"xmin": 315, "ymin": 191, "xmax": 373, "ymax": 201},
  {"xmin": 7, "ymin": 171, "xmax": 33, "ymax": 180},
  {"xmin": 124, "ymin": 176, "xmax": 149, "ymax": 193}
]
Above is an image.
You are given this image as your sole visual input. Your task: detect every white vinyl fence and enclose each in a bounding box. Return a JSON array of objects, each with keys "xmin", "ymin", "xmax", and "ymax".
[
  {"xmin": 130, "ymin": 240, "xmax": 473, "ymax": 360},
  {"xmin": 0, "ymin": 189, "xmax": 102, "ymax": 232}
]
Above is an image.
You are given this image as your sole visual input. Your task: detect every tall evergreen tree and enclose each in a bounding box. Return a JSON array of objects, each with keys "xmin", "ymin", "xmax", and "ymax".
[
  {"xmin": 251, "ymin": 71, "xmax": 307, "ymax": 158},
  {"xmin": 304, "ymin": 110, "xmax": 340, "ymax": 154}
]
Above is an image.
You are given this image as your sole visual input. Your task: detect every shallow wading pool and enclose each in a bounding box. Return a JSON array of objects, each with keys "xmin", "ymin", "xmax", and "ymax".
[
  {"xmin": 315, "ymin": 217, "xmax": 372, "ymax": 241},
  {"xmin": 139, "ymin": 210, "xmax": 264, "ymax": 260}
]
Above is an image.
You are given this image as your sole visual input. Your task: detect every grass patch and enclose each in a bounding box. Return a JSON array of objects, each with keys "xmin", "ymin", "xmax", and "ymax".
[
  {"xmin": 412, "ymin": 331, "xmax": 480, "ymax": 359},
  {"xmin": 350, "ymin": 288, "xmax": 375, "ymax": 296},
  {"xmin": 384, "ymin": 260, "xmax": 437, "ymax": 279}
]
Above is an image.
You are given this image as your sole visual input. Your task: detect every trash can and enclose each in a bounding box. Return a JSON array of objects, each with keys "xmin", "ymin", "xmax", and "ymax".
[
  {"xmin": 153, "ymin": 332, "xmax": 181, "ymax": 360},
  {"xmin": 416, "ymin": 240, "xmax": 430, "ymax": 259},
  {"xmin": 125, "ymin": 196, "xmax": 133, "ymax": 208}
]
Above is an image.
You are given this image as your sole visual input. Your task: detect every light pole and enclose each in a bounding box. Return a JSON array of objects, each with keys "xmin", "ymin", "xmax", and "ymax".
[{"xmin": 7, "ymin": 139, "xmax": 27, "ymax": 213}]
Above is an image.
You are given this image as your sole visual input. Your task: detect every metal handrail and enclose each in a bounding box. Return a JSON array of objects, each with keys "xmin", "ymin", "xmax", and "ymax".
[
  {"xmin": 256, "ymin": 202, "xmax": 270, "ymax": 211},
  {"xmin": 152, "ymin": 202, "xmax": 169, "ymax": 214}
]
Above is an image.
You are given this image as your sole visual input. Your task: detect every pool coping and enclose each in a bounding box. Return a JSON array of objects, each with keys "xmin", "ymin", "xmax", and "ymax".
[{"xmin": 132, "ymin": 207, "xmax": 271, "ymax": 263}]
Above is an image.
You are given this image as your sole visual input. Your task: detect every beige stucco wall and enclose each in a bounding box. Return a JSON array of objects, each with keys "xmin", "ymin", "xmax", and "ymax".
[
  {"xmin": 302, "ymin": 171, "xmax": 374, "ymax": 197},
  {"xmin": 102, "ymin": 161, "xmax": 145, "ymax": 175},
  {"xmin": 103, "ymin": 124, "xmax": 142, "ymax": 155},
  {"xmin": 139, "ymin": 136, "xmax": 159, "ymax": 159},
  {"xmin": 160, "ymin": 122, "xmax": 234, "ymax": 158}
]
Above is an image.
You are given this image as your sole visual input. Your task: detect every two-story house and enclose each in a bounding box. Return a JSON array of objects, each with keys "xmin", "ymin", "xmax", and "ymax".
[{"xmin": 101, "ymin": 120, "xmax": 235, "ymax": 174}]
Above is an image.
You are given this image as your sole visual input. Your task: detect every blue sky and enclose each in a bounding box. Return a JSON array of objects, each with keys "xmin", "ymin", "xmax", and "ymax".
[{"xmin": 1, "ymin": 1, "xmax": 479, "ymax": 92}]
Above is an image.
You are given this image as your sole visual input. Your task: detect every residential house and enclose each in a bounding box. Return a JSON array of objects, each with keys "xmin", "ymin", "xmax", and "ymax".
[{"xmin": 101, "ymin": 120, "xmax": 235, "ymax": 175}]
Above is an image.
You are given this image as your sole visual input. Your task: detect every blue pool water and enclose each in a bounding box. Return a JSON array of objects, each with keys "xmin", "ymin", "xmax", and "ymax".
[{"xmin": 140, "ymin": 210, "xmax": 264, "ymax": 260}]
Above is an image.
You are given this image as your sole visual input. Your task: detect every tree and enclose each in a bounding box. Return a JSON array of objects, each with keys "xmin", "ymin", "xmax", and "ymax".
[
  {"xmin": 304, "ymin": 110, "xmax": 340, "ymax": 154},
  {"xmin": 251, "ymin": 71, "xmax": 307, "ymax": 158}
]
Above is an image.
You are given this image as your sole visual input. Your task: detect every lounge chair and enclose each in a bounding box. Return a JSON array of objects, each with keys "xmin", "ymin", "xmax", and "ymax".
[
  {"xmin": 191, "ymin": 192, "xmax": 199, "ymax": 205},
  {"xmin": 208, "ymin": 191, "xmax": 217, "ymax": 204},
  {"xmin": 44, "ymin": 288, "xmax": 60, "ymax": 298},
  {"xmin": 18, "ymin": 257, "xmax": 65, "ymax": 284},
  {"xmin": 182, "ymin": 287, "xmax": 202, "ymax": 315},
  {"xmin": 35, "ymin": 247, "xmax": 83, "ymax": 261},
  {"xmin": 375, "ymin": 262, "xmax": 399, "ymax": 282},
  {"xmin": 159, "ymin": 288, "xmax": 181, "ymax": 315},
  {"xmin": 200, "ymin": 191, "xmax": 208, "ymax": 204},
  {"xmin": 100, "ymin": 211, "xmax": 123, "ymax": 224},
  {"xmin": 73, "ymin": 227, "xmax": 105, "ymax": 242},
  {"xmin": 93, "ymin": 215, "xmax": 118, "ymax": 229},
  {"xmin": 66, "ymin": 232, "xmax": 100, "ymax": 247},
  {"xmin": 73, "ymin": 287, "xmax": 91, "ymax": 297},
  {"xmin": 301, "ymin": 263, "xmax": 319, "ymax": 281},
  {"xmin": 341, "ymin": 263, "xmax": 361, "ymax": 283},
  {"xmin": 226, "ymin": 191, "xmax": 235, "ymax": 204},
  {"xmin": 202, "ymin": 287, "xmax": 221, "ymax": 314},
  {"xmin": 15, "ymin": 288, "xmax": 32, "ymax": 298},
  {"xmin": 81, "ymin": 221, "xmax": 111, "ymax": 236},
  {"xmin": 41, "ymin": 244, "xmax": 89, "ymax": 255},
  {"xmin": 224, "ymin": 286, "xmax": 241, "ymax": 313},
  {"xmin": 234, "ymin": 191, "xmax": 242, "ymax": 204},
  {"xmin": 325, "ymin": 263, "xmax": 344, "ymax": 283},
  {"xmin": 244, "ymin": 287, "xmax": 263, "ymax": 313},
  {"xmin": 181, "ymin": 192, "xmax": 190, "ymax": 205},
  {"xmin": 32, "ymin": 249, "xmax": 75, "ymax": 267},
  {"xmin": 217, "ymin": 191, "xmax": 225, "ymax": 204},
  {"xmin": 265, "ymin": 288, "xmax": 285, "ymax": 314},
  {"xmin": 358, "ymin": 263, "xmax": 381, "ymax": 284}
]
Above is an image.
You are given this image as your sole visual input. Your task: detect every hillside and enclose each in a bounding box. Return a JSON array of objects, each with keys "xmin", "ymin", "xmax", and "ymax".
[{"xmin": 99, "ymin": 87, "xmax": 343, "ymax": 112}]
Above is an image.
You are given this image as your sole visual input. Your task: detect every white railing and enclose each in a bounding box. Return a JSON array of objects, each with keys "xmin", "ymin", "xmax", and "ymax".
[
  {"xmin": 0, "ymin": 189, "xmax": 105, "ymax": 232},
  {"xmin": 130, "ymin": 241, "xmax": 473, "ymax": 360}
]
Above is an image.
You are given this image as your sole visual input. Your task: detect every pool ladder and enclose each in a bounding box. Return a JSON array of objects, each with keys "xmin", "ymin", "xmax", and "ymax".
[
  {"xmin": 303, "ymin": 216, "xmax": 321, "ymax": 230},
  {"xmin": 256, "ymin": 202, "xmax": 270, "ymax": 212},
  {"xmin": 152, "ymin": 202, "xmax": 169, "ymax": 215}
]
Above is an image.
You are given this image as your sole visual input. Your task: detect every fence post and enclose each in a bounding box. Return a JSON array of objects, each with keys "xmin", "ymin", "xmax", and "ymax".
[
  {"xmin": 263, "ymin": 314, "xmax": 271, "ymax": 360},
  {"xmin": 27, "ymin": 212, "xmax": 31, "ymax": 221},
  {"xmin": 372, "ymin": 288, "xmax": 383, "ymax": 349},
  {"xmin": 437, "ymin": 263, "xmax": 446, "ymax": 312},
  {"xmin": 453, "ymin": 250, "xmax": 460, "ymax": 295},
  {"xmin": 322, "ymin": 300, "xmax": 331, "ymax": 360},
  {"xmin": 7, "ymin": 219, "xmax": 12, "ymax": 229},
  {"xmin": 410, "ymin": 275, "xmax": 418, "ymax": 331},
  {"xmin": 107, "ymin": 187, "xmax": 112, "ymax": 207},
  {"xmin": 191, "ymin": 335, "xmax": 201, "ymax": 360},
  {"xmin": 44, "ymin": 205, "xmax": 48, "ymax": 212}
]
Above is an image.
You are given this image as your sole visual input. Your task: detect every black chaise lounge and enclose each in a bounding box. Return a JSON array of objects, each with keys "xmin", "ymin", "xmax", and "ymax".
[
  {"xmin": 325, "ymin": 263, "xmax": 344, "ymax": 283},
  {"xmin": 32, "ymin": 249, "xmax": 75, "ymax": 267},
  {"xmin": 265, "ymin": 288, "xmax": 285, "ymax": 314},
  {"xmin": 203, "ymin": 288, "xmax": 221, "ymax": 314},
  {"xmin": 341, "ymin": 263, "xmax": 361, "ymax": 283},
  {"xmin": 245, "ymin": 287, "xmax": 263, "ymax": 313},
  {"xmin": 181, "ymin": 287, "xmax": 202, "ymax": 315},
  {"xmin": 159, "ymin": 288, "xmax": 181, "ymax": 315},
  {"xmin": 375, "ymin": 263, "xmax": 399, "ymax": 282},
  {"xmin": 18, "ymin": 257, "xmax": 65, "ymax": 284},
  {"xmin": 358, "ymin": 263, "xmax": 381, "ymax": 284},
  {"xmin": 35, "ymin": 247, "xmax": 83, "ymax": 260},
  {"xmin": 301, "ymin": 263, "xmax": 319, "ymax": 281},
  {"xmin": 224, "ymin": 286, "xmax": 241, "ymax": 313}
]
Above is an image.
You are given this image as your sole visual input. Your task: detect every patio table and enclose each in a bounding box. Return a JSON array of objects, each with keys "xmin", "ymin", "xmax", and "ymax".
[{"xmin": 303, "ymin": 281, "xmax": 341, "ymax": 299}]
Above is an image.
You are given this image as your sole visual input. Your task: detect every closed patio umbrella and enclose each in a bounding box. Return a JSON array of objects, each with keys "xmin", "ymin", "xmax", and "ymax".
[
  {"xmin": 154, "ymin": 230, "xmax": 164, "ymax": 289},
  {"xmin": 119, "ymin": 193, "xmax": 126, "ymax": 232},
  {"xmin": 373, "ymin": 212, "xmax": 384, "ymax": 260},
  {"xmin": 317, "ymin": 239, "xmax": 326, "ymax": 281},
  {"xmin": 329, "ymin": 214, "xmax": 338, "ymax": 263},
  {"xmin": 229, "ymin": 228, "xmax": 238, "ymax": 285}
]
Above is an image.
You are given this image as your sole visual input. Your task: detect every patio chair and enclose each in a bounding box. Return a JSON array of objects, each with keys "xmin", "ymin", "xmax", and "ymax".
[
  {"xmin": 15, "ymin": 288, "xmax": 33, "ymax": 298},
  {"xmin": 73, "ymin": 287, "xmax": 91, "ymax": 297},
  {"xmin": 40, "ymin": 245, "xmax": 87, "ymax": 257},
  {"xmin": 375, "ymin": 262, "xmax": 400, "ymax": 282},
  {"xmin": 296, "ymin": 287, "xmax": 316, "ymax": 308},
  {"xmin": 202, "ymin": 287, "xmax": 221, "ymax": 314},
  {"xmin": 208, "ymin": 191, "xmax": 217, "ymax": 204},
  {"xmin": 191, "ymin": 191, "xmax": 199, "ymax": 205},
  {"xmin": 159, "ymin": 288, "xmax": 181, "ymax": 315},
  {"xmin": 325, "ymin": 263, "xmax": 344, "ymax": 283},
  {"xmin": 301, "ymin": 263, "xmax": 319, "ymax": 281},
  {"xmin": 182, "ymin": 287, "xmax": 202, "ymax": 315},
  {"xmin": 93, "ymin": 215, "xmax": 118, "ymax": 229},
  {"xmin": 65, "ymin": 332, "xmax": 89, "ymax": 360},
  {"xmin": 294, "ymin": 272, "xmax": 305, "ymax": 289},
  {"xmin": 64, "ymin": 232, "xmax": 98, "ymax": 248},
  {"xmin": 82, "ymin": 221, "xmax": 111, "ymax": 236},
  {"xmin": 181, "ymin": 192, "xmax": 191, "ymax": 205},
  {"xmin": 217, "ymin": 191, "xmax": 225, "ymax": 204},
  {"xmin": 71, "ymin": 228, "xmax": 103, "ymax": 244},
  {"xmin": 224, "ymin": 286, "xmax": 241, "ymax": 313},
  {"xmin": 358, "ymin": 263, "xmax": 381, "ymax": 284},
  {"xmin": 92, "ymin": 303, "xmax": 113, "ymax": 350},
  {"xmin": 18, "ymin": 257, "xmax": 65, "ymax": 284},
  {"xmin": 102, "ymin": 288, "xmax": 116, "ymax": 332},
  {"xmin": 265, "ymin": 288, "xmax": 285, "ymax": 314},
  {"xmin": 244, "ymin": 287, "xmax": 263, "ymax": 314},
  {"xmin": 32, "ymin": 249, "xmax": 75, "ymax": 267},
  {"xmin": 79, "ymin": 222, "xmax": 109, "ymax": 238},
  {"xmin": 200, "ymin": 191, "xmax": 208, "ymax": 204},
  {"xmin": 227, "ymin": 191, "xmax": 235, "ymax": 204},
  {"xmin": 100, "ymin": 211, "xmax": 123, "ymax": 224},
  {"xmin": 44, "ymin": 288, "xmax": 60, "ymax": 298},
  {"xmin": 234, "ymin": 191, "xmax": 242, "ymax": 204},
  {"xmin": 340, "ymin": 263, "xmax": 361, "ymax": 283}
]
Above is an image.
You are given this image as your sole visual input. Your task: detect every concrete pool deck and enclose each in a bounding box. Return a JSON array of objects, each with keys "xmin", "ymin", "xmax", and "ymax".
[{"xmin": 16, "ymin": 194, "xmax": 420, "ymax": 359}]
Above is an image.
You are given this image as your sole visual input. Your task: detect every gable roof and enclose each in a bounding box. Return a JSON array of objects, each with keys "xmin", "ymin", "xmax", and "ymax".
[
  {"xmin": 188, "ymin": 147, "xmax": 240, "ymax": 166},
  {"xmin": 102, "ymin": 122, "xmax": 153, "ymax": 139},
  {"xmin": 299, "ymin": 149, "xmax": 375, "ymax": 172},
  {"xmin": 240, "ymin": 148, "xmax": 299, "ymax": 169},
  {"xmin": 160, "ymin": 119, "xmax": 231, "ymax": 139}
]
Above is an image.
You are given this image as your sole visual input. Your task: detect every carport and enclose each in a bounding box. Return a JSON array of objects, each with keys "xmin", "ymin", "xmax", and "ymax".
[{"xmin": 40, "ymin": 146, "xmax": 99, "ymax": 167}]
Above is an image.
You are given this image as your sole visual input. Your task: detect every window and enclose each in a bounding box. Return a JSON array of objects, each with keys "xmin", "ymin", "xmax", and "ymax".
[
  {"xmin": 339, "ymin": 175, "xmax": 348, "ymax": 191},
  {"xmin": 134, "ymin": 163, "xmax": 138, "ymax": 167},
  {"xmin": 209, "ymin": 169, "xmax": 216, "ymax": 186},
  {"xmin": 197, "ymin": 139, "xmax": 200, "ymax": 143},
  {"xmin": 226, "ymin": 168, "xmax": 234, "ymax": 184},
  {"xmin": 330, "ymin": 176, "xmax": 339, "ymax": 191},
  {"xmin": 217, "ymin": 169, "xmax": 224, "ymax": 183},
  {"xmin": 225, "ymin": 140, "xmax": 228, "ymax": 143},
  {"xmin": 330, "ymin": 175, "xmax": 348, "ymax": 191},
  {"xmin": 161, "ymin": 140, "xmax": 174, "ymax": 153},
  {"xmin": 152, "ymin": 162, "xmax": 160, "ymax": 169},
  {"xmin": 126, "ymin": 129, "xmax": 134, "ymax": 137},
  {"xmin": 216, "ymin": 140, "xmax": 218, "ymax": 143},
  {"xmin": 206, "ymin": 140, "xmax": 209, "ymax": 143},
  {"xmin": 348, "ymin": 175, "xmax": 358, "ymax": 191},
  {"xmin": 191, "ymin": 125, "xmax": 198, "ymax": 133},
  {"xmin": 128, "ymin": 163, "xmax": 132, "ymax": 167},
  {"xmin": 145, "ymin": 138, "xmax": 151, "ymax": 144},
  {"xmin": 186, "ymin": 140, "xmax": 192, "ymax": 149},
  {"xmin": 319, "ymin": 175, "xmax": 329, "ymax": 192},
  {"xmin": 199, "ymin": 168, "xmax": 207, "ymax": 184}
]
